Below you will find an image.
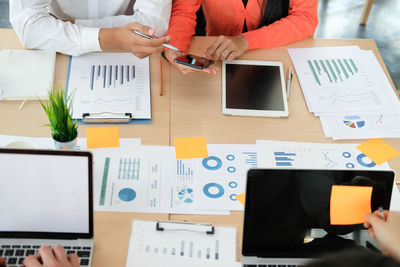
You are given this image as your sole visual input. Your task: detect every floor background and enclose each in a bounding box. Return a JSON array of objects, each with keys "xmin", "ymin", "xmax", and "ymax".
[{"xmin": 0, "ymin": 0, "xmax": 399, "ymax": 90}]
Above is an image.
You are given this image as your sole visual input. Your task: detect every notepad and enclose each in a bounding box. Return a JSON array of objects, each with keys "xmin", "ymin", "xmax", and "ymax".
[
  {"xmin": 330, "ymin": 185, "xmax": 372, "ymax": 225},
  {"xmin": 0, "ymin": 49, "xmax": 56, "ymax": 100}
]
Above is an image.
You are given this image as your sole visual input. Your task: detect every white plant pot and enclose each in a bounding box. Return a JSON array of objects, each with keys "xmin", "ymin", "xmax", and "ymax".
[{"xmin": 53, "ymin": 137, "xmax": 77, "ymax": 150}]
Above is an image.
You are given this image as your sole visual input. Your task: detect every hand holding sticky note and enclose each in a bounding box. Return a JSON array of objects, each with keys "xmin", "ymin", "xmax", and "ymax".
[
  {"xmin": 330, "ymin": 185, "xmax": 372, "ymax": 225},
  {"xmin": 86, "ymin": 127, "xmax": 120, "ymax": 149},
  {"xmin": 174, "ymin": 137, "xmax": 208, "ymax": 159}
]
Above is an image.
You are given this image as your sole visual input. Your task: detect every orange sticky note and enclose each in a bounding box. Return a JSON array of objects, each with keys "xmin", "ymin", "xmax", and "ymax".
[
  {"xmin": 330, "ymin": 185, "xmax": 372, "ymax": 225},
  {"xmin": 86, "ymin": 127, "xmax": 120, "ymax": 149},
  {"xmin": 236, "ymin": 192, "xmax": 245, "ymax": 206},
  {"xmin": 356, "ymin": 138, "xmax": 400, "ymax": 165},
  {"xmin": 174, "ymin": 137, "xmax": 208, "ymax": 159}
]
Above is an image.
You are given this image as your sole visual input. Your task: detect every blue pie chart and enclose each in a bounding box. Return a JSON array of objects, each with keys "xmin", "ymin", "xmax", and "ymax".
[
  {"xmin": 202, "ymin": 156, "xmax": 223, "ymax": 170},
  {"xmin": 203, "ymin": 183, "xmax": 224, "ymax": 198},
  {"xmin": 357, "ymin": 153, "xmax": 376, "ymax": 168},
  {"xmin": 118, "ymin": 188, "xmax": 136, "ymax": 202}
]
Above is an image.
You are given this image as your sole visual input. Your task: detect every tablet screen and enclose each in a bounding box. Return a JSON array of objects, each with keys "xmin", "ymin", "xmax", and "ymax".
[{"xmin": 226, "ymin": 64, "xmax": 285, "ymax": 111}]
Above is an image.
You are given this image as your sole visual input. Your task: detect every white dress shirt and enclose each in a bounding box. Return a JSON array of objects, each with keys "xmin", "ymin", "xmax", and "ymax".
[{"xmin": 9, "ymin": 0, "xmax": 172, "ymax": 56}]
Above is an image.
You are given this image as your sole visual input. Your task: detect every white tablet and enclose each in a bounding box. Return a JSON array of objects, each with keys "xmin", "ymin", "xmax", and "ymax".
[{"xmin": 222, "ymin": 60, "xmax": 289, "ymax": 117}]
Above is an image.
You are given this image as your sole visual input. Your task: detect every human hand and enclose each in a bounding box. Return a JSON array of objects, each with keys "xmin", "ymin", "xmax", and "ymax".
[
  {"xmin": 204, "ymin": 35, "xmax": 248, "ymax": 62},
  {"xmin": 364, "ymin": 210, "xmax": 400, "ymax": 261},
  {"xmin": 0, "ymin": 256, "xmax": 5, "ymax": 266},
  {"xmin": 165, "ymin": 49, "xmax": 218, "ymax": 75},
  {"xmin": 99, "ymin": 22, "xmax": 170, "ymax": 58},
  {"xmin": 23, "ymin": 245, "xmax": 80, "ymax": 267}
]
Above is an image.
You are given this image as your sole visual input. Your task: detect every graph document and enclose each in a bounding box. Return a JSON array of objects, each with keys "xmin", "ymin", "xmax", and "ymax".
[
  {"xmin": 288, "ymin": 46, "xmax": 399, "ymax": 113},
  {"xmin": 67, "ymin": 53, "xmax": 151, "ymax": 120}
]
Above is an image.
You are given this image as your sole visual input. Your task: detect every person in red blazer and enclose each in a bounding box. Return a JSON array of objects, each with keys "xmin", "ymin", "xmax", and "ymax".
[{"xmin": 165, "ymin": 0, "xmax": 318, "ymax": 74}]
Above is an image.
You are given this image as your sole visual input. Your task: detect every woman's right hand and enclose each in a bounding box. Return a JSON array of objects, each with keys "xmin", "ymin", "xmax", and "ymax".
[
  {"xmin": 165, "ymin": 49, "xmax": 218, "ymax": 75},
  {"xmin": 364, "ymin": 210, "xmax": 400, "ymax": 261}
]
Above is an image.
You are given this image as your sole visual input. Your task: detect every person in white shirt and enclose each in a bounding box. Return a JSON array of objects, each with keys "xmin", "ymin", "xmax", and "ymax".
[{"xmin": 9, "ymin": 0, "xmax": 172, "ymax": 57}]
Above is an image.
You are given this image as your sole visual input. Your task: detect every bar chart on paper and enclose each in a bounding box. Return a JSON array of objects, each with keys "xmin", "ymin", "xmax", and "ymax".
[
  {"xmin": 89, "ymin": 64, "xmax": 137, "ymax": 90},
  {"xmin": 307, "ymin": 58, "xmax": 359, "ymax": 86},
  {"xmin": 67, "ymin": 52, "xmax": 151, "ymax": 119}
]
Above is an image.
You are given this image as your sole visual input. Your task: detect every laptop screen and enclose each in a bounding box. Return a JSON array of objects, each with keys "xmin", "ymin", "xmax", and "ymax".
[
  {"xmin": 0, "ymin": 149, "xmax": 93, "ymax": 239},
  {"xmin": 242, "ymin": 169, "xmax": 394, "ymax": 258}
]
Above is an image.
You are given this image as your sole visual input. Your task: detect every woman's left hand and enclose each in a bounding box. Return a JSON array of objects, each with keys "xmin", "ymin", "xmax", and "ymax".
[{"xmin": 205, "ymin": 35, "xmax": 248, "ymax": 62}]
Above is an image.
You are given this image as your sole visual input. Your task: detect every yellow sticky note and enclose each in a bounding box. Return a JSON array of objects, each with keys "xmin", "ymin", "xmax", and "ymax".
[
  {"xmin": 86, "ymin": 127, "xmax": 120, "ymax": 149},
  {"xmin": 236, "ymin": 192, "xmax": 246, "ymax": 206},
  {"xmin": 330, "ymin": 185, "xmax": 372, "ymax": 225},
  {"xmin": 356, "ymin": 138, "xmax": 400, "ymax": 165},
  {"xmin": 174, "ymin": 137, "xmax": 208, "ymax": 159}
]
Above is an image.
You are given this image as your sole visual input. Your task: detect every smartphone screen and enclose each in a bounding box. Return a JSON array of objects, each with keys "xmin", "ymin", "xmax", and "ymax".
[{"xmin": 174, "ymin": 54, "xmax": 213, "ymax": 69}]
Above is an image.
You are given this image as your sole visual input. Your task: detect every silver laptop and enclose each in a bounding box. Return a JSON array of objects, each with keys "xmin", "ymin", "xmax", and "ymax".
[
  {"xmin": 0, "ymin": 148, "xmax": 94, "ymax": 267},
  {"xmin": 241, "ymin": 168, "xmax": 395, "ymax": 267}
]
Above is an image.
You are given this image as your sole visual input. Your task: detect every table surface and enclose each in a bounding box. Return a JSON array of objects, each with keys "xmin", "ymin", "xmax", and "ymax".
[{"xmin": 1, "ymin": 29, "xmax": 399, "ymax": 266}]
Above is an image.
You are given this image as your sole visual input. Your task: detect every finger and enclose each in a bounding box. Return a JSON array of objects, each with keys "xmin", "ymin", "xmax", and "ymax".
[
  {"xmin": 67, "ymin": 253, "xmax": 81, "ymax": 267},
  {"xmin": 368, "ymin": 228, "xmax": 376, "ymax": 240},
  {"xmin": 365, "ymin": 213, "xmax": 386, "ymax": 227},
  {"xmin": 23, "ymin": 255, "xmax": 42, "ymax": 267},
  {"xmin": 52, "ymin": 245, "xmax": 68, "ymax": 263},
  {"xmin": 37, "ymin": 246, "xmax": 58, "ymax": 266},
  {"xmin": 127, "ymin": 22, "xmax": 155, "ymax": 36},
  {"xmin": 205, "ymin": 36, "xmax": 225, "ymax": 59},
  {"xmin": 130, "ymin": 35, "xmax": 169, "ymax": 48},
  {"xmin": 0, "ymin": 257, "xmax": 6, "ymax": 265},
  {"xmin": 220, "ymin": 47, "xmax": 234, "ymax": 61},
  {"xmin": 227, "ymin": 50, "xmax": 238, "ymax": 62},
  {"xmin": 213, "ymin": 40, "xmax": 232, "ymax": 61}
]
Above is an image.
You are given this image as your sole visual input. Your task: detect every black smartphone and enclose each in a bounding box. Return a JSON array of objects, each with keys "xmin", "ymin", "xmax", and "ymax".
[{"xmin": 174, "ymin": 54, "xmax": 214, "ymax": 69}]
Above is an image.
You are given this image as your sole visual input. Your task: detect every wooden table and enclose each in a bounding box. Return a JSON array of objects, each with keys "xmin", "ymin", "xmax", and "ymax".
[{"xmin": 1, "ymin": 29, "xmax": 400, "ymax": 266}]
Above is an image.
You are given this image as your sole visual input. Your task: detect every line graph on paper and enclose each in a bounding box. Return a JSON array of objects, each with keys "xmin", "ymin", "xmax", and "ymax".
[
  {"xmin": 79, "ymin": 97, "xmax": 136, "ymax": 113},
  {"xmin": 317, "ymin": 91, "xmax": 380, "ymax": 109}
]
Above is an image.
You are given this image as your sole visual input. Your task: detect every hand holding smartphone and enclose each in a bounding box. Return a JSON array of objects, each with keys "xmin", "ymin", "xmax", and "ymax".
[{"xmin": 173, "ymin": 54, "xmax": 214, "ymax": 70}]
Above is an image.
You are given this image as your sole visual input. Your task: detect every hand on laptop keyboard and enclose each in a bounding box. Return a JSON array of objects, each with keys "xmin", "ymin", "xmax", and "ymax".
[
  {"xmin": 0, "ymin": 256, "xmax": 5, "ymax": 266},
  {"xmin": 23, "ymin": 245, "xmax": 81, "ymax": 267}
]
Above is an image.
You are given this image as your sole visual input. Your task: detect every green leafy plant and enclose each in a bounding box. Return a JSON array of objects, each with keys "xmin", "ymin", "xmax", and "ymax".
[{"xmin": 40, "ymin": 85, "xmax": 78, "ymax": 142}]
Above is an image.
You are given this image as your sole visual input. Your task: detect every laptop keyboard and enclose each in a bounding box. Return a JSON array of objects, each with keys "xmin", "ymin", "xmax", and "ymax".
[{"xmin": 0, "ymin": 245, "xmax": 92, "ymax": 267}]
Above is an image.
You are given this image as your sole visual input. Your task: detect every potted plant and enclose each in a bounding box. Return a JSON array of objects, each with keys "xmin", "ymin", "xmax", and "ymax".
[{"xmin": 40, "ymin": 85, "xmax": 78, "ymax": 149}]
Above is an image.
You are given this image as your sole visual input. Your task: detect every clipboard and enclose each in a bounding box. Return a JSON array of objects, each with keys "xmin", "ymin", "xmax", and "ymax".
[
  {"xmin": 125, "ymin": 220, "xmax": 237, "ymax": 267},
  {"xmin": 156, "ymin": 220, "xmax": 215, "ymax": 235},
  {"xmin": 65, "ymin": 54, "xmax": 152, "ymax": 125}
]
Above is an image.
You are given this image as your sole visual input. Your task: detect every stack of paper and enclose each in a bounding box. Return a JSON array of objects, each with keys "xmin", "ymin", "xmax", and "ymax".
[{"xmin": 288, "ymin": 46, "xmax": 400, "ymax": 140}]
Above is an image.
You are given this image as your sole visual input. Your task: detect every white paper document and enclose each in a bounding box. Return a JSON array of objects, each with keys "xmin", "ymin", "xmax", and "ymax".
[
  {"xmin": 191, "ymin": 144, "xmax": 257, "ymax": 211},
  {"xmin": 0, "ymin": 50, "xmax": 55, "ymax": 100},
  {"xmin": 93, "ymin": 146, "xmax": 230, "ymax": 214},
  {"xmin": 67, "ymin": 52, "xmax": 151, "ymax": 120},
  {"xmin": 288, "ymin": 46, "xmax": 400, "ymax": 140},
  {"xmin": 125, "ymin": 220, "xmax": 237, "ymax": 267},
  {"xmin": 320, "ymin": 112, "xmax": 400, "ymax": 140},
  {"xmin": 256, "ymin": 140, "xmax": 390, "ymax": 170}
]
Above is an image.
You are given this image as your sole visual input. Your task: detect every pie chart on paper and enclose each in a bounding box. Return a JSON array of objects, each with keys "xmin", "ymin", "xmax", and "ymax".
[{"xmin": 343, "ymin": 116, "xmax": 365, "ymax": 128}]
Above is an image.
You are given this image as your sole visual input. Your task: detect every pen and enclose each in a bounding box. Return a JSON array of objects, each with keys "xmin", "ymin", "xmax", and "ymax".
[
  {"xmin": 133, "ymin": 29, "xmax": 182, "ymax": 52},
  {"xmin": 159, "ymin": 58, "xmax": 163, "ymax": 96},
  {"xmin": 287, "ymin": 68, "xmax": 292, "ymax": 99},
  {"xmin": 379, "ymin": 207, "xmax": 385, "ymax": 220}
]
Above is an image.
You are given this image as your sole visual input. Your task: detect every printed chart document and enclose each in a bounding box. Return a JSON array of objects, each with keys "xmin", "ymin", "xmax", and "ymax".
[
  {"xmin": 125, "ymin": 220, "xmax": 237, "ymax": 267},
  {"xmin": 93, "ymin": 146, "xmax": 228, "ymax": 215},
  {"xmin": 288, "ymin": 46, "xmax": 400, "ymax": 140},
  {"xmin": 0, "ymin": 50, "xmax": 55, "ymax": 100},
  {"xmin": 256, "ymin": 140, "xmax": 390, "ymax": 170},
  {"xmin": 67, "ymin": 52, "xmax": 151, "ymax": 120}
]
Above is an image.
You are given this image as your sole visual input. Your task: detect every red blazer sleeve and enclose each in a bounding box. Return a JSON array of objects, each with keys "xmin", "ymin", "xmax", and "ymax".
[
  {"xmin": 166, "ymin": 0, "xmax": 201, "ymax": 52},
  {"xmin": 243, "ymin": 0, "xmax": 319, "ymax": 50}
]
